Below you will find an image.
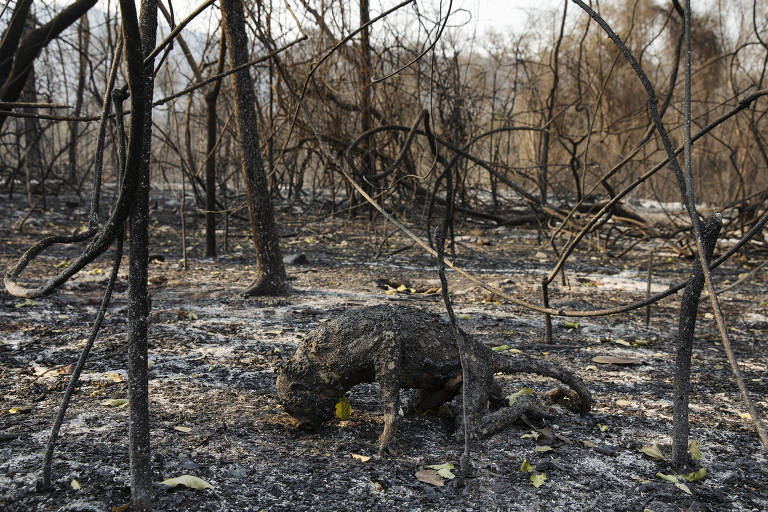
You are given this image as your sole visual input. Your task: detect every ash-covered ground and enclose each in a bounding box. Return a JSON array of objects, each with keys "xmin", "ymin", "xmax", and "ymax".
[{"xmin": 1, "ymin": 192, "xmax": 767, "ymax": 511}]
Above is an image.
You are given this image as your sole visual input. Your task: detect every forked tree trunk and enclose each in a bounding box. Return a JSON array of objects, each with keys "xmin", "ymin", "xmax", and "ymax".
[
  {"xmin": 0, "ymin": 0, "xmax": 97, "ymax": 130},
  {"xmin": 221, "ymin": 0, "xmax": 287, "ymax": 295}
]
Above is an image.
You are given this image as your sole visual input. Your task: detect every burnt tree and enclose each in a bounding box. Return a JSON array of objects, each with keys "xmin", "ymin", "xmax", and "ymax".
[{"xmin": 221, "ymin": 0, "xmax": 288, "ymax": 296}]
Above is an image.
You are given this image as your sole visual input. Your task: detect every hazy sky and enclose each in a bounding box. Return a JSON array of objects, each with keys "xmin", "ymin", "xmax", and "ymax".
[
  {"xmin": 452, "ymin": 0, "xmax": 563, "ymax": 35},
  {"xmin": 140, "ymin": 0, "xmax": 566, "ymax": 40}
]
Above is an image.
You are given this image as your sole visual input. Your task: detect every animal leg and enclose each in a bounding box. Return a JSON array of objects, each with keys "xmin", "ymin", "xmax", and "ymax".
[
  {"xmin": 374, "ymin": 334, "xmax": 402, "ymax": 456},
  {"xmin": 453, "ymin": 352, "xmax": 493, "ymax": 441}
]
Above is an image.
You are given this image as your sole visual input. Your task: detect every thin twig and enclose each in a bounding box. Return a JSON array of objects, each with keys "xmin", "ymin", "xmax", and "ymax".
[{"xmin": 435, "ymin": 227, "xmax": 472, "ymax": 482}]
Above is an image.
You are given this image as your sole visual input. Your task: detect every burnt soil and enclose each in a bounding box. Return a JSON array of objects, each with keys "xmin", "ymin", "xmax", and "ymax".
[{"xmin": 1, "ymin": 190, "xmax": 767, "ymax": 511}]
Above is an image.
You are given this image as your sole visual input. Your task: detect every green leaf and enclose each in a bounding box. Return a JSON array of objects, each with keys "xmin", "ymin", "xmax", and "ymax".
[
  {"xmin": 597, "ymin": 423, "xmax": 609, "ymax": 432},
  {"xmin": 71, "ymin": 479, "xmax": 81, "ymax": 490},
  {"xmin": 15, "ymin": 298, "xmax": 35, "ymax": 308},
  {"xmin": 563, "ymin": 321, "xmax": 579, "ymax": 330},
  {"xmin": 534, "ymin": 445, "xmax": 553, "ymax": 452},
  {"xmin": 520, "ymin": 459, "xmax": 535, "ymax": 472},
  {"xmin": 689, "ymin": 440, "xmax": 702, "ymax": 461},
  {"xmin": 335, "ymin": 396, "xmax": 351, "ymax": 420},
  {"xmin": 682, "ymin": 467, "xmax": 707, "ymax": 482},
  {"xmin": 640, "ymin": 444, "xmax": 666, "ymax": 461},
  {"xmin": 159, "ymin": 475, "xmax": 214, "ymax": 490},
  {"xmin": 675, "ymin": 482, "xmax": 692, "ymax": 495},
  {"xmin": 458, "ymin": 314, "xmax": 471, "ymax": 321},
  {"xmin": 521, "ymin": 431, "xmax": 540, "ymax": 440},
  {"xmin": 530, "ymin": 473, "xmax": 547, "ymax": 488},
  {"xmin": 656, "ymin": 472, "xmax": 678, "ymax": 483},
  {"xmin": 585, "ymin": 365, "xmax": 598, "ymax": 371},
  {"xmin": 187, "ymin": 311, "xmax": 198, "ymax": 320},
  {"xmin": 492, "ymin": 344, "xmax": 510, "ymax": 352},
  {"xmin": 506, "ymin": 387, "xmax": 534, "ymax": 406},
  {"xmin": 54, "ymin": 260, "xmax": 71, "ymax": 268}
]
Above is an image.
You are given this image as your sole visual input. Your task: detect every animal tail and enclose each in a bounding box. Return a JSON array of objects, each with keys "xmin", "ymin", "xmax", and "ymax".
[{"xmin": 490, "ymin": 350, "xmax": 592, "ymax": 414}]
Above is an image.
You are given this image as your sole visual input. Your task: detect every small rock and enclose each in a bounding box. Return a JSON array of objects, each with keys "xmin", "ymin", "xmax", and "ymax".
[
  {"xmin": 283, "ymin": 253, "xmax": 309, "ymax": 265},
  {"xmin": 594, "ymin": 444, "xmax": 618, "ymax": 456}
]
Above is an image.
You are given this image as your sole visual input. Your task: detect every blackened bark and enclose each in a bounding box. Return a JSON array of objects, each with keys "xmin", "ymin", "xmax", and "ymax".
[
  {"xmin": 221, "ymin": 0, "xmax": 287, "ymax": 295},
  {"xmin": 0, "ymin": 0, "xmax": 97, "ymax": 130},
  {"xmin": 68, "ymin": 15, "xmax": 90, "ymax": 184},
  {"xmin": 357, "ymin": 0, "xmax": 374, "ymax": 216},
  {"xmin": 205, "ymin": 36, "xmax": 226, "ymax": 259},
  {"xmin": 672, "ymin": 212, "xmax": 722, "ymax": 469},
  {"xmin": 21, "ymin": 65, "xmax": 42, "ymax": 208},
  {"xmin": 0, "ymin": 0, "xmax": 33, "ymax": 81},
  {"xmin": 124, "ymin": 0, "xmax": 157, "ymax": 507}
]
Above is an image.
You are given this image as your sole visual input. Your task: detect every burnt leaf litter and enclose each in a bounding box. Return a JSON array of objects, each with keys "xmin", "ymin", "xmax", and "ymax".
[{"xmin": 1, "ymin": 194, "xmax": 767, "ymax": 511}]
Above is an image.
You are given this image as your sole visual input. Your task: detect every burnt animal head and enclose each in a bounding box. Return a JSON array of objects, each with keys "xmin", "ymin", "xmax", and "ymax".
[{"xmin": 276, "ymin": 356, "xmax": 338, "ymax": 429}]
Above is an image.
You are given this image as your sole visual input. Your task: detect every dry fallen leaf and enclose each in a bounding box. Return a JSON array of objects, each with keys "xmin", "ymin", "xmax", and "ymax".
[
  {"xmin": 639, "ymin": 444, "xmax": 666, "ymax": 461},
  {"xmin": 615, "ymin": 399, "xmax": 631, "ymax": 407},
  {"xmin": 689, "ymin": 440, "xmax": 702, "ymax": 461},
  {"xmin": 425, "ymin": 463, "xmax": 456, "ymax": 479},
  {"xmin": 415, "ymin": 469, "xmax": 444, "ymax": 487},
  {"xmin": 101, "ymin": 399, "xmax": 129, "ymax": 408},
  {"xmin": 71, "ymin": 479, "xmax": 81, "ymax": 490},
  {"xmin": 592, "ymin": 356, "xmax": 643, "ymax": 365},
  {"xmin": 335, "ymin": 396, "xmax": 351, "ymax": 420},
  {"xmin": 174, "ymin": 426, "xmax": 192, "ymax": 433},
  {"xmin": 351, "ymin": 453, "xmax": 371, "ymax": 462},
  {"xmin": 506, "ymin": 387, "xmax": 534, "ymax": 406},
  {"xmin": 530, "ymin": 473, "xmax": 547, "ymax": 488},
  {"xmin": 159, "ymin": 475, "xmax": 213, "ymax": 490},
  {"xmin": 682, "ymin": 467, "xmax": 707, "ymax": 482}
]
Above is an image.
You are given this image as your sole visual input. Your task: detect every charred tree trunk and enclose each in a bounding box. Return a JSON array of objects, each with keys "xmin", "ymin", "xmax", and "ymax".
[
  {"xmin": 124, "ymin": 0, "xmax": 157, "ymax": 507},
  {"xmin": 0, "ymin": 0, "xmax": 97, "ymax": 130},
  {"xmin": 0, "ymin": 0, "xmax": 33, "ymax": 84},
  {"xmin": 205, "ymin": 35, "xmax": 226, "ymax": 259},
  {"xmin": 68, "ymin": 15, "xmax": 90, "ymax": 186},
  {"xmin": 221, "ymin": 0, "xmax": 287, "ymax": 296},
  {"xmin": 672, "ymin": 212, "xmax": 722, "ymax": 469},
  {"xmin": 21, "ymin": 64, "xmax": 42, "ymax": 208},
  {"xmin": 357, "ymin": 0, "xmax": 374, "ymax": 217}
]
